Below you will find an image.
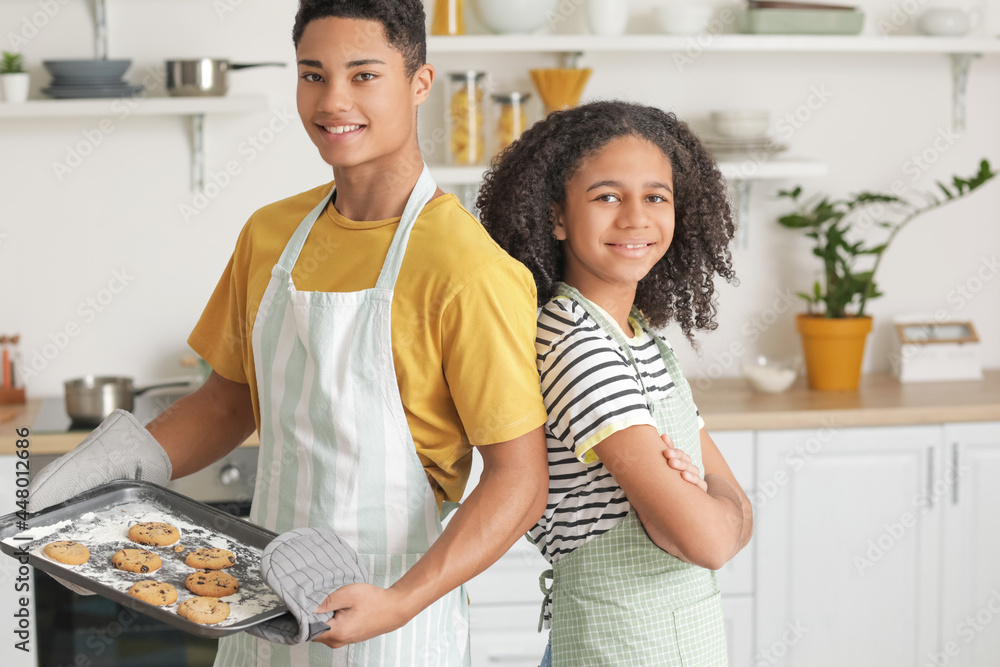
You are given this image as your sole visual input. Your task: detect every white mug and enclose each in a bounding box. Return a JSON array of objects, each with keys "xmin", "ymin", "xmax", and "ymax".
[{"xmin": 586, "ymin": 0, "xmax": 629, "ymax": 36}]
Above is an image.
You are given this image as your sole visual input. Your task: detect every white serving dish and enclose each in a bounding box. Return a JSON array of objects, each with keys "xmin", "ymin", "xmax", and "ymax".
[
  {"xmin": 710, "ymin": 110, "xmax": 771, "ymax": 139},
  {"xmin": 654, "ymin": 4, "xmax": 715, "ymax": 34},
  {"xmin": 742, "ymin": 357, "xmax": 798, "ymax": 393},
  {"xmin": 476, "ymin": 0, "xmax": 559, "ymax": 34}
]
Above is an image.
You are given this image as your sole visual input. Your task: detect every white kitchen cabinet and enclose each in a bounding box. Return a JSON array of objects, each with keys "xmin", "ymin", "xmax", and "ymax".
[
  {"xmin": 941, "ymin": 422, "xmax": 1000, "ymax": 667},
  {"xmin": 755, "ymin": 425, "xmax": 942, "ymax": 667},
  {"xmin": 0, "ymin": 453, "xmax": 37, "ymax": 665},
  {"xmin": 722, "ymin": 596, "xmax": 754, "ymax": 667},
  {"xmin": 712, "ymin": 430, "xmax": 755, "ymax": 597},
  {"xmin": 469, "ymin": 604, "xmax": 548, "ymax": 667}
]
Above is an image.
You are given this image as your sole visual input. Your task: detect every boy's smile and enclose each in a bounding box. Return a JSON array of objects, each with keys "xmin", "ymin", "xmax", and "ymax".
[
  {"xmin": 295, "ymin": 17, "xmax": 433, "ymax": 172},
  {"xmin": 553, "ymin": 134, "xmax": 676, "ymax": 318}
]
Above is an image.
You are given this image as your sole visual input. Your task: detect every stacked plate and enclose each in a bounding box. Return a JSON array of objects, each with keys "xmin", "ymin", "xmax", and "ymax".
[
  {"xmin": 702, "ymin": 109, "xmax": 788, "ymax": 158},
  {"xmin": 42, "ymin": 59, "xmax": 143, "ymax": 99},
  {"xmin": 701, "ymin": 135, "xmax": 789, "ymax": 158}
]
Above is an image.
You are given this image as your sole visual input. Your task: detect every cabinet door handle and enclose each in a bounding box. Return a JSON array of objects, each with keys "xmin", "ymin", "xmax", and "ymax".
[
  {"xmin": 952, "ymin": 442, "xmax": 960, "ymax": 505},
  {"xmin": 927, "ymin": 446, "xmax": 935, "ymax": 509}
]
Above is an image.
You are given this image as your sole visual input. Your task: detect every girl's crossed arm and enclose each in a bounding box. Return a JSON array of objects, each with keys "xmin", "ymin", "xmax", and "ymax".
[{"xmin": 594, "ymin": 426, "xmax": 753, "ymax": 570}]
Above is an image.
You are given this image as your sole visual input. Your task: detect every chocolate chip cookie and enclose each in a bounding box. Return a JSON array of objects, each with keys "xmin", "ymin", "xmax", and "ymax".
[
  {"xmin": 185, "ymin": 569, "xmax": 239, "ymax": 597},
  {"xmin": 128, "ymin": 522, "xmax": 180, "ymax": 547},
  {"xmin": 185, "ymin": 547, "xmax": 236, "ymax": 570},
  {"xmin": 43, "ymin": 540, "xmax": 90, "ymax": 565},
  {"xmin": 177, "ymin": 596, "xmax": 230, "ymax": 625},
  {"xmin": 128, "ymin": 580, "xmax": 178, "ymax": 606},
  {"xmin": 111, "ymin": 548, "xmax": 162, "ymax": 574}
]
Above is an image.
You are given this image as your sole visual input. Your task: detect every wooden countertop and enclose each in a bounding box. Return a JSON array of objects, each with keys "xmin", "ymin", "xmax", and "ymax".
[
  {"xmin": 1, "ymin": 370, "xmax": 998, "ymax": 454},
  {"xmin": 0, "ymin": 400, "xmax": 259, "ymax": 457},
  {"xmin": 695, "ymin": 369, "xmax": 1000, "ymax": 431}
]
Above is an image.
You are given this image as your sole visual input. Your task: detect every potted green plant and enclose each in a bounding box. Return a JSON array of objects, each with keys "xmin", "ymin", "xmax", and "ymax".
[
  {"xmin": 777, "ymin": 159, "xmax": 995, "ymax": 391},
  {"xmin": 1, "ymin": 52, "xmax": 29, "ymax": 103}
]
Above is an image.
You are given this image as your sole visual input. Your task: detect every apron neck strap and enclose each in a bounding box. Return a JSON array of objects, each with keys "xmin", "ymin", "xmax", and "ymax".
[
  {"xmin": 276, "ymin": 186, "xmax": 336, "ymax": 274},
  {"xmin": 375, "ymin": 164, "xmax": 437, "ymax": 291},
  {"xmin": 274, "ymin": 164, "xmax": 439, "ymax": 286},
  {"xmin": 553, "ymin": 282, "xmax": 665, "ymax": 396}
]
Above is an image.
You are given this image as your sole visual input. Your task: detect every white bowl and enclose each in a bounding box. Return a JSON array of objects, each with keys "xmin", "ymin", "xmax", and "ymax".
[
  {"xmin": 709, "ymin": 109, "xmax": 770, "ymax": 139},
  {"xmin": 655, "ymin": 5, "xmax": 715, "ymax": 35},
  {"xmin": 917, "ymin": 8, "xmax": 972, "ymax": 36},
  {"xmin": 476, "ymin": 0, "xmax": 559, "ymax": 34},
  {"xmin": 742, "ymin": 358, "xmax": 797, "ymax": 394}
]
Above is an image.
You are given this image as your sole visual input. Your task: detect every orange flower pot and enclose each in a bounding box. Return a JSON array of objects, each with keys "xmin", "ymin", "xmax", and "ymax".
[{"xmin": 796, "ymin": 314, "xmax": 873, "ymax": 391}]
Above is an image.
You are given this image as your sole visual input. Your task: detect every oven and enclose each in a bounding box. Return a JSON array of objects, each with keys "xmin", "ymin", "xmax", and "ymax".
[{"xmin": 30, "ymin": 392, "xmax": 259, "ymax": 667}]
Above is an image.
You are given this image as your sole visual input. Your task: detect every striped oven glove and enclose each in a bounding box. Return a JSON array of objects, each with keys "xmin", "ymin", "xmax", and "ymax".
[{"xmin": 247, "ymin": 527, "xmax": 368, "ymax": 644}]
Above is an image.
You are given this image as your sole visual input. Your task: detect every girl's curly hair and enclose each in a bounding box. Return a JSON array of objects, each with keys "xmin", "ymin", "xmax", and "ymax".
[{"xmin": 477, "ymin": 100, "xmax": 737, "ymax": 342}]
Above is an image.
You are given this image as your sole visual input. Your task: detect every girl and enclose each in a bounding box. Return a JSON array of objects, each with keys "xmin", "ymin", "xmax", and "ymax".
[{"xmin": 478, "ymin": 101, "xmax": 753, "ymax": 666}]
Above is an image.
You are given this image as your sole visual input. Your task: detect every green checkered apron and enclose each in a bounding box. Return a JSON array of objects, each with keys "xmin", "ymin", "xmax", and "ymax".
[
  {"xmin": 542, "ymin": 283, "xmax": 728, "ymax": 667},
  {"xmin": 214, "ymin": 165, "xmax": 470, "ymax": 666}
]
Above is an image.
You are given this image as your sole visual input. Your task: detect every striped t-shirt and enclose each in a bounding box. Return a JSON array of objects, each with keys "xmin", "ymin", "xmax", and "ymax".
[{"xmin": 528, "ymin": 296, "xmax": 704, "ymax": 568}]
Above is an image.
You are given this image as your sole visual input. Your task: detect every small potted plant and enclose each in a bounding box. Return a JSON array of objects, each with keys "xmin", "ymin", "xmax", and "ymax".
[
  {"xmin": 1, "ymin": 52, "xmax": 29, "ymax": 103},
  {"xmin": 777, "ymin": 159, "xmax": 995, "ymax": 391}
]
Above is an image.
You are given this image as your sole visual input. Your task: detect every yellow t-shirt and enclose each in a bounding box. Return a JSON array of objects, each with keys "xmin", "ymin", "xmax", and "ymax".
[{"xmin": 188, "ymin": 182, "xmax": 547, "ymax": 506}]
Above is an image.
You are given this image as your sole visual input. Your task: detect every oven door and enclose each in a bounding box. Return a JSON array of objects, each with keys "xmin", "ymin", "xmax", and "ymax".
[{"xmin": 30, "ymin": 448, "xmax": 258, "ymax": 667}]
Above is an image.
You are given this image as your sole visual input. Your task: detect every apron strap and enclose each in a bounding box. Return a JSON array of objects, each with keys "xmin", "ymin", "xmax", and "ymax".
[
  {"xmin": 375, "ymin": 164, "xmax": 438, "ymax": 292},
  {"xmin": 553, "ymin": 283, "xmax": 652, "ymax": 396},
  {"xmin": 538, "ymin": 568, "xmax": 554, "ymax": 633},
  {"xmin": 275, "ymin": 185, "xmax": 337, "ymax": 274}
]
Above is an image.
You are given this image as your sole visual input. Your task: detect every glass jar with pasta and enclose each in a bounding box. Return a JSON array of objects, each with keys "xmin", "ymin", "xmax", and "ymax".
[
  {"xmin": 492, "ymin": 91, "xmax": 531, "ymax": 157},
  {"xmin": 445, "ymin": 71, "xmax": 488, "ymax": 166}
]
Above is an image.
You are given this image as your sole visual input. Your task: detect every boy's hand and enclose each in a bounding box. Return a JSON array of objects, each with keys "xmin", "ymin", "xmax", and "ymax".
[
  {"xmin": 660, "ymin": 434, "xmax": 708, "ymax": 492},
  {"xmin": 312, "ymin": 583, "xmax": 410, "ymax": 648}
]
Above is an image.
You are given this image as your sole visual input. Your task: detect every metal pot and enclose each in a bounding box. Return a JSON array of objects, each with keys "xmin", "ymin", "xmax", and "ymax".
[
  {"xmin": 64, "ymin": 376, "xmax": 192, "ymax": 427},
  {"xmin": 165, "ymin": 59, "xmax": 286, "ymax": 97}
]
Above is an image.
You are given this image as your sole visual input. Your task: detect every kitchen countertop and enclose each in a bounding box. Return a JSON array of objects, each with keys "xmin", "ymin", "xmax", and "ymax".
[
  {"xmin": 694, "ymin": 369, "xmax": 1000, "ymax": 431},
  {"xmin": 1, "ymin": 370, "xmax": 998, "ymax": 455},
  {"xmin": 0, "ymin": 400, "xmax": 259, "ymax": 457}
]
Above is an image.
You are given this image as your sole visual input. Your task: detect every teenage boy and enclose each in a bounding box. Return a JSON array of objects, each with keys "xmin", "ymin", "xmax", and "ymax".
[{"xmin": 28, "ymin": 0, "xmax": 548, "ymax": 664}]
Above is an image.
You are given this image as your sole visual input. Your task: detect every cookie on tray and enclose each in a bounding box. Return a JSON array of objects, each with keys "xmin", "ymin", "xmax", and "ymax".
[
  {"xmin": 111, "ymin": 548, "xmax": 162, "ymax": 574},
  {"xmin": 185, "ymin": 569, "xmax": 239, "ymax": 597},
  {"xmin": 185, "ymin": 547, "xmax": 236, "ymax": 570},
  {"xmin": 177, "ymin": 596, "xmax": 230, "ymax": 625},
  {"xmin": 128, "ymin": 521, "xmax": 180, "ymax": 547},
  {"xmin": 43, "ymin": 540, "xmax": 90, "ymax": 565},
  {"xmin": 128, "ymin": 580, "xmax": 178, "ymax": 606}
]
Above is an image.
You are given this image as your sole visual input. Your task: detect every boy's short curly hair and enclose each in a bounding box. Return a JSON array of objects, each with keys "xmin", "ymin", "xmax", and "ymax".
[
  {"xmin": 477, "ymin": 100, "xmax": 737, "ymax": 342},
  {"xmin": 292, "ymin": 0, "xmax": 426, "ymax": 78}
]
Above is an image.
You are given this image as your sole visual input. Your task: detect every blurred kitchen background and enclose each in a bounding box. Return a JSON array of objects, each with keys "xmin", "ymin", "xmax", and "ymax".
[{"xmin": 0, "ymin": 0, "xmax": 997, "ymax": 395}]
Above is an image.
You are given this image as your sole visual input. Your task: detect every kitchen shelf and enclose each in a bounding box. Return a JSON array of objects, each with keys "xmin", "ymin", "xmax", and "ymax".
[
  {"xmin": 430, "ymin": 158, "xmax": 827, "ymax": 185},
  {"xmin": 427, "ymin": 34, "xmax": 1000, "ymax": 55},
  {"xmin": 428, "ymin": 35, "xmax": 999, "ymax": 131},
  {"xmin": 0, "ymin": 95, "xmax": 269, "ymax": 193},
  {"xmin": 0, "ymin": 95, "xmax": 268, "ymax": 118}
]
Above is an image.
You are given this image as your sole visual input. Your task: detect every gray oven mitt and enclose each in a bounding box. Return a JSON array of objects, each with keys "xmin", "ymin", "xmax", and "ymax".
[
  {"xmin": 27, "ymin": 409, "xmax": 172, "ymax": 596},
  {"xmin": 28, "ymin": 409, "xmax": 172, "ymax": 513},
  {"xmin": 246, "ymin": 527, "xmax": 368, "ymax": 645}
]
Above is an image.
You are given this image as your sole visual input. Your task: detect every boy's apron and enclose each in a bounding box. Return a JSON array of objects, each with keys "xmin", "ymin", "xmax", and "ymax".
[
  {"xmin": 541, "ymin": 283, "xmax": 728, "ymax": 667},
  {"xmin": 214, "ymin": 165, "xmax": 470, "ymax": 667}
]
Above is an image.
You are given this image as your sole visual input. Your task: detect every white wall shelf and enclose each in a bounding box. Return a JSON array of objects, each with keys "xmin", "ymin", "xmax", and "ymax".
[
  {"xmin": 0, "ymin": 95, "xmax": 268, "ymax": 118},
  {"xmin": 430, "ymin": 158, "xmax": 827, "ymax": 185},
  {"xmin": 0, "ymin": 95, "xmax": 270, "ymax": 193},
  {"xmin": 428, "ymin": 34, "xmax": 1000, "ymax": 55},
  {"xmin": 429, "ymin": 35, "xmax": 999, "ymax": 132}
]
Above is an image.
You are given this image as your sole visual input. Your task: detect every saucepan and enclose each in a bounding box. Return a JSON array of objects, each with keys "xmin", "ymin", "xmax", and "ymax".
[
  {"xmin": 64, "ymin": 376, "xmax": 193, "ymax": 427},
  {"xmin": 165, "ymin": 58, "xmax": 286, "ymax": 97}
]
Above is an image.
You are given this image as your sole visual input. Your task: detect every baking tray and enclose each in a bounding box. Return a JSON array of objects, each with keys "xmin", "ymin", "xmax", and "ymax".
[{"xmin": 0, "ymin": 480, "xmax": 290, "ymax": 638}]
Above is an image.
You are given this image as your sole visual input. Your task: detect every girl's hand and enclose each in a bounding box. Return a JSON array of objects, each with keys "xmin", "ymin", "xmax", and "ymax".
[{"xmin": 661, "ymin": 434, "xmax": 708, "ymax": 492}]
